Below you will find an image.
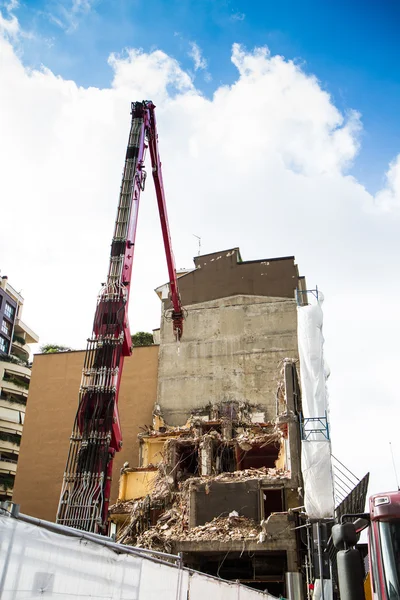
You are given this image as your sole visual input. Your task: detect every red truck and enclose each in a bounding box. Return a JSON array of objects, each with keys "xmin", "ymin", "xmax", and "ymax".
[{"xmin": 333, "ymin": 491, "xmax": 400, "ymax": 600}]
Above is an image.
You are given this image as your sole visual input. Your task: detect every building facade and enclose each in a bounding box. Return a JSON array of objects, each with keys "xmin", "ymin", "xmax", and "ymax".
[
  {"xmin": 0, "ymin": 275, "xmax": 39, "ymax": 502},
  {"xmin": 110, "ymin": 248, "xmax": 308, "ymax": 598},
  {"xmin": 12, "ymin": 346, "xmax": 159, "ymax": 520}
]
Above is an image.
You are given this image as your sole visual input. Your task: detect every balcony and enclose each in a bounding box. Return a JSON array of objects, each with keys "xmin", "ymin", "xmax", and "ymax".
[
  {"xmin": 0, "ymin": 420, "xmax": 23, "ymax": 435},
  {"xmin": 0, "ymin": 390, "xmax": 26, "ymax": 406},
  {"xmin": 14, "ymin": 318, "xmax": 39, "ymax": 345},
  {"xmin": 0, "ymin": 361, "xmax": 31, "ymax": 378},
  {"xmin": 0, "ymin": 458, "xmax": 18, "ymax": 475},
  {"xmin": 0, "ymin": 424, "xmax": 23, "ymax": 441},
  {"xmin": 11, "ymin": 338, "xmax": 29, "ymax": 360},
  {"xmin": 0, "ymin": 366, "xmax": 30, "ymax": 399},
  {"xmin": 0, "ymin": 379, "xmax": 29, "ymax": 398},
  {"xmin": 0, "ymin": 483, "xmax": 13, "ymax": 497},
  {"xmin": 0, "ymin": 437, "xmax": 20, "ymax": 453}
]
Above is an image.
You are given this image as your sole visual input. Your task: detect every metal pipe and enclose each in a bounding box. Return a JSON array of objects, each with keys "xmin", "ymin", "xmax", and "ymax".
[
  {"xmin": 12, "ymin": 512, "xmax": 181, "ymax": 564},
  {"xmin": 285, "ymin": 572, "xmax": 304, "ymax": 600},
  {"xmin": 306, "ymin": 522, "xmax": 313, "ymax": 600},
  {"xmin": 316, "ymin": 521, "xmax": 325, "ymax": 600},
  {"xmin": 331, "ymin": 454, "xmax": 359, "ymax": 482},
  {"xmin": 340, "ymin": 512, "xmax": 370, "ymax": 524}
]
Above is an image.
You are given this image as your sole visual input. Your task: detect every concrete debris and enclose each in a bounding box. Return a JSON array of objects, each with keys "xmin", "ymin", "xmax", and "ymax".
[
  {"xmin": 111, "ymin": 398, "xmax": 296, "ymax": 552},
  {"xmin": 203, "ymin": 466, "xmax": 290, "ymax": 481},
  {"xmin": 128, "ymin": 512, "xmax": 264, "ymax": 552},
  {"xmin": 114, "ymin": 464, "xmax": 290, "ymax": 550}
]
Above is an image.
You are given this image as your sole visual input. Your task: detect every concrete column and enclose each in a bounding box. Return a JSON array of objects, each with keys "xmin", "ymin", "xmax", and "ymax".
[
  {"xmin": 284, "ymin": 362, "xmax": 302, "ymax": 488},
  {"xmin": 200, "ymin": 435, "xmax": 213, "ymax": 476},
  {"xmin": 221, "ymin": 419, "xmax": 232, "ymax": 440},
  {"xmin": 286, "ymin": 549, "xmax": 299, "ymax": 572}
]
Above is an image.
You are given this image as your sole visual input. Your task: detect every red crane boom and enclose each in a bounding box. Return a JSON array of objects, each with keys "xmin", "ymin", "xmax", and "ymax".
[{"xmin": 56, "ymin": 101, "xmax": 184, "ymax": 533}]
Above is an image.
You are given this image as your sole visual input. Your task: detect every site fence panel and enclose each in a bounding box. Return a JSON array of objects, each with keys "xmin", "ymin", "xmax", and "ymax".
[
  {"xmin": 189, "ymin": 572, "xmax": 277, "ymax": 600},
  {"xmin": 0, "ymin": 514, "xmax": 277, "ymax": 600}
]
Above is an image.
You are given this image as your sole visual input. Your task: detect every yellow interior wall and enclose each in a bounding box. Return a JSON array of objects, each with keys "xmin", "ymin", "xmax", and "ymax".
[
  {"xmin": 119, "ymin": 470, "xmax": 158, "ymax": 501},
  {"xmin": 275, "ymin": 440, "xmax": 286, "ymax": 470},
  {"xmin": 142, "ymin": 438, "xmax": 166, "ymax": 467}
]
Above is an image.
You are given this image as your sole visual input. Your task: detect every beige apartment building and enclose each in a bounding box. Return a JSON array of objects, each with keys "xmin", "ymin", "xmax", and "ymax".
[{"xmin": 0, "ymin": 275, "xmax": 39, "ymax": 502}]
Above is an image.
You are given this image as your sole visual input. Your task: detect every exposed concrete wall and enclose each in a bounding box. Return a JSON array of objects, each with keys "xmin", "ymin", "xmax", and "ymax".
[
  {"xmin": 158, "ymin": 295, "xmax": 298, "ymax": 426},
  {"xmin": 189, "ymin": 480, "xmax": 260, "ymax": 526},
  {"xmin": 12, "ymin": 346, "xmax": 158, "ymax": 522}
]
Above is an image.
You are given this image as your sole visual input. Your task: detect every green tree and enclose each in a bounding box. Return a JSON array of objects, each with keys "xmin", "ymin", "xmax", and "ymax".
[
  {"xmin": 131, "ymin": 332, "xmax": 154, "ymax": 347},
  {"xmin": 40, "ymin": 344, "xmax": 72, "ymax": 354}
]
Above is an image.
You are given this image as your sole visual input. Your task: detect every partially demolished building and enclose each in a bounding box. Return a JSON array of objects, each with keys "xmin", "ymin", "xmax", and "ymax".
[{"xmin": 110, "ymin": 248, "xmax": 308, "ymax": 598}]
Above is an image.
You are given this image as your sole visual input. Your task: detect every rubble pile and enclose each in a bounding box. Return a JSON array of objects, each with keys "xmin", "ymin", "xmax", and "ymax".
[
  {"xmin": 109, "ymin": 500, "xmax": 134, "ymax": 515},
  {"xmin": 115, "ymin": 464, "xmax": 290, "ymax": 550},
  {"xmin": 211, "ymin": 466, "xmax": 289, "ymax": 481},
  {"xmin": 111, "ymin": 400, "xmax": 294, "ymax": 551},
  {"xmin": 173, "ymin": 514, "xmax": 261, "ymax": 541},
  {"xmin": 134, "ymin": 512, "xmax": 262, "ymax": 551}
]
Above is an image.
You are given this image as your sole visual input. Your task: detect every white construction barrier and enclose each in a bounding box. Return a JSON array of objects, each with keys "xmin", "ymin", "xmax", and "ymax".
[{"xmin": 0, "ymin": 513, "xmax": 278, "ymax": 600}]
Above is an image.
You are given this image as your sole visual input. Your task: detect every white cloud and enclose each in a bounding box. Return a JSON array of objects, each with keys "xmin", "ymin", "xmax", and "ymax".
[
  {"xmin": 109, "ymin": 48, "xmax": 194, "ymax": 99},
  {"xmin": 1, "ymin": 35, "xmax": 399, "ymax": 497},
  {"xmin": 5, "ymin": 0, "xmax": 19, "ymax": 11},
  {"xmin": 72, "ymin": 0, "xmax": 93, "ymax": 12},
  {"xmin": 230, "ymin": 11, "xmax": 245, "ymax": 22},
  {"xmin": 0, "ymin": 6, "xmax": 35, "ymax": 42},
  {"xmin": 0, "ymin": 9, "xmax": 19, "ymax": 37},
  {"xmin": 46, "ymin": 0, "xmax": 95, "ymax": 32},
  {"xmin": 188, "ymin": 41, "xmax": 207, "ymax": 71},
  {"xmin": 374, "ymin": 154, "xmax": 400, "ymax": 211}
]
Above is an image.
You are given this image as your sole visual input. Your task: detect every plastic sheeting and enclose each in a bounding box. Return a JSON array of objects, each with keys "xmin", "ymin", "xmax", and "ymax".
[
  {"xmin": 297, "ymin": 296, "xmax": 334, "ymax": 519},
  {"xmin": 301, "ymin": 442, "xmax": 334, "ymax": 519},
  {"xmin": 0, "ymin": 514, "xmax": 278, "ymax": 600},
  {"xmin": 313, "ymin": 577, "xmax": 333, "ymax": 600},
  {"xmin": 297, "ymin": 296, "xmax": 334, "ymax": 600},
  {"xmin": 297, "ymin": 298, "xmax": 328, "ymax": 425}
]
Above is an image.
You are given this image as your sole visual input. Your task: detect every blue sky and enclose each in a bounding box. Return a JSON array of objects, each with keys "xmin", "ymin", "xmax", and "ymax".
[
  {"xmin": 2, "ymin": 0, "xmax": 400, "ymax": 491},
  {"xmin": 12, "ymin": 0, "xmax": 400, "ymax": 193}
]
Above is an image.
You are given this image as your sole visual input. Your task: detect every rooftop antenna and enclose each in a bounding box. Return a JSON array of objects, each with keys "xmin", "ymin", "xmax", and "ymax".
[
  {"xmin": 389, "ymin": 442, "xmax": 400, "ymax": 491},
  {"xmin": 193, "ymin": 234, "xmax": 201, "ymax": 256}
]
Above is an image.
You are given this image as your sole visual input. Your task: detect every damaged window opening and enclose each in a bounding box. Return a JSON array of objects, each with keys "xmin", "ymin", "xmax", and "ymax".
[
  {"xmin": 149, "ymin": 506, "xmax": 165, "ymax": 526},
  {"xmin": 214, "ymin": 444, "xmax": 236, "ymax": 473},
  {"xmin": 262, "ymin": 488, "xmax": 285, "ymax": 520},
  {"xmin": 237, "ymin": 442, "xmax": 280, "ymax": 470},
  {"xmin": 175, "ymin": 443, "xmax": 199, "ymax": 480}
]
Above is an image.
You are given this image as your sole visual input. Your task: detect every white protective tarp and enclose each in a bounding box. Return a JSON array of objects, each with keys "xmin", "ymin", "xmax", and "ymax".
[
  {"xmin": 313, "ymin": 578, "xmax": 333, "ymax": 600},
  {"xmin": 0, "ymin": 514, "xmax": 278, "ymax": 600},
  {"xmin": 301, "ymin": 441, "xmax": 334, "ymax": 518},
  {"xmin": 297, "ymin": 296, "xmax": 334, "ymax": 519},
  {"xmin": 297, "ymin": 296, "xmax": 334, "ymax": 600}
]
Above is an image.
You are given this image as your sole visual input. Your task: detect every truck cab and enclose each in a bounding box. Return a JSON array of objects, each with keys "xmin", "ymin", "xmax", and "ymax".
[{"xmin": 369, "ymin": 491, "xmax": 400, "ymax": 599}]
